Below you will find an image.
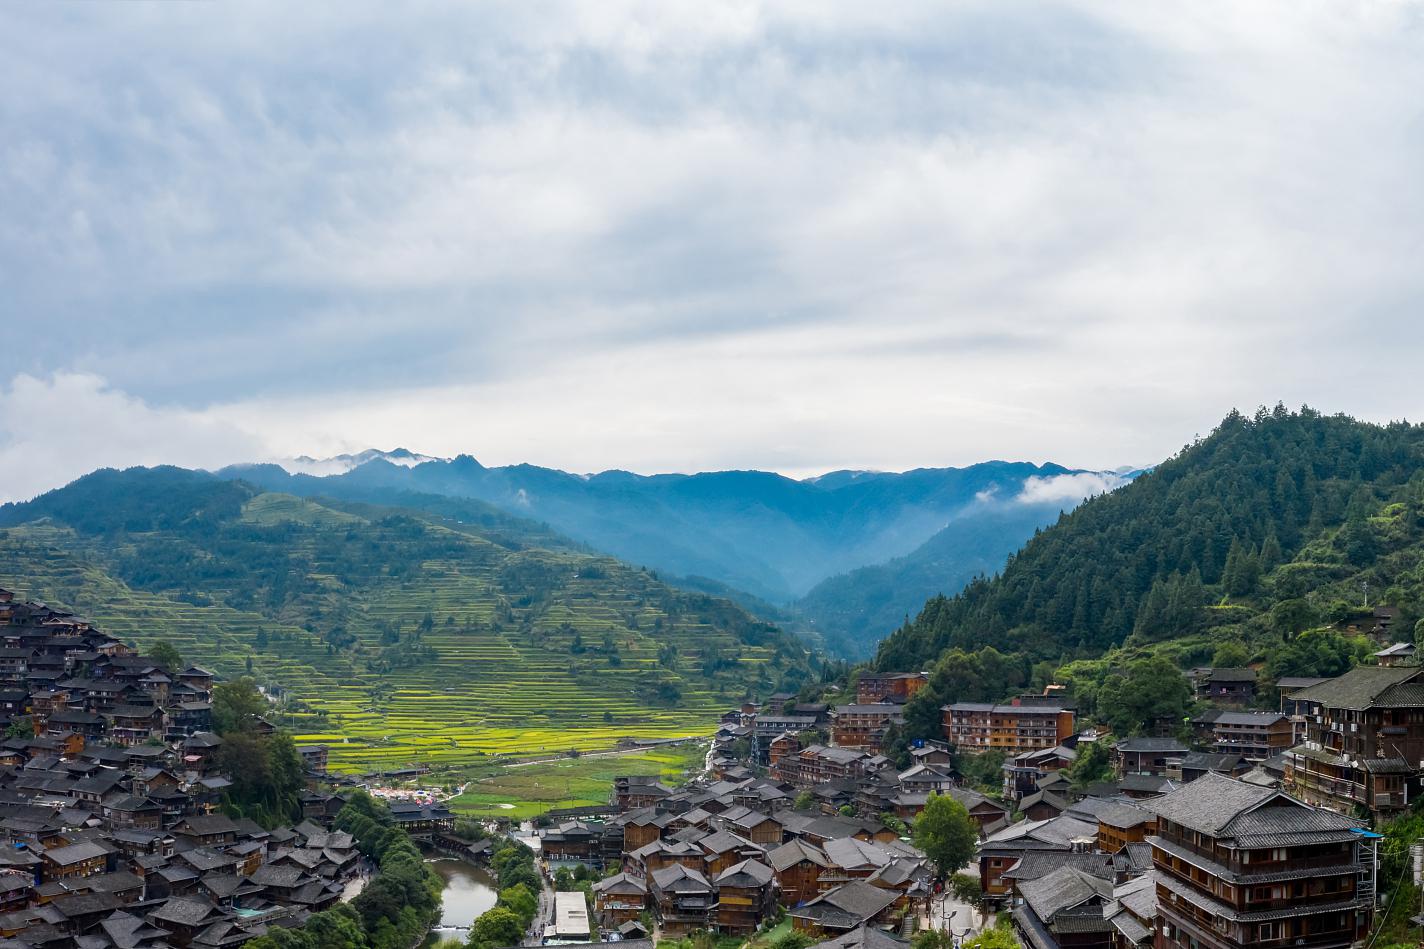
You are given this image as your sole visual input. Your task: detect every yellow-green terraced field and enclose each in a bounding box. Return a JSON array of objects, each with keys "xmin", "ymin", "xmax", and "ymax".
[
  {"xmin": 0, "ymin": 472, "xmax": 808, "ymax": 771},
  {"xmin": 450, "ymin": 742, "xmax": 706, "ymax": 819}
]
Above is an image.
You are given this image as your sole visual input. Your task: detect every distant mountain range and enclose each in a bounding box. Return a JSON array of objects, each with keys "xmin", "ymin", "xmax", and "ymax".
[
  {"xmin": 215, "ymin": 453, "xmax": 1134, "ymax": 655},
  {"xmin": 281, "ymin": 448, "xmax": 444, "ymax": 476}
]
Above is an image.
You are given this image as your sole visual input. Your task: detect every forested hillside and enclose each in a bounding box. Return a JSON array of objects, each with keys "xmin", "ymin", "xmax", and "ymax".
[
  {"xmin": 0, "ymin": 468, "xmax": 811, "ymax": 771},
  {"xmin": 875, "ymin": 407, "xmax": 1424, "ymax": 737},
  {"xmin": 795, "ymin": 500, "xmax": 1074, "ymax": 658}
]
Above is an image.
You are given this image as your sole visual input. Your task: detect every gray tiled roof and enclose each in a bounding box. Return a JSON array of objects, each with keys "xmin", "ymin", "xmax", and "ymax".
[
  {"xmin": 1095, "ymin": 802, "xmax": 1153, "ymax": 829},
  {"xmin": 805, "ymin": 880, "xmax": 898, "ymax": 919},
  {"xmin": 1001, "ymin": 851, "xmax": 1113, "ymax": 883},
  {"xmin": 1115, "ymin": 737, "xmax": 1187, "ymax": 753},
  {"xmin": 1143, "ymin": 772, "xmax": 1272, "ymax": 835},
  {"xmin": 768, "ymin": 839, "xmax": 830, "ymax": 871},
  {"xmin": 1290, "ymin": 666, "xmax": 1424, "ymax": 710},
  {"xmin": 1207, "ymin": 668, "xmax": 1257, "ymax": 683},
  {"xmin": 1019, "ymin": 866, "xmax": 1112, "ymax": 920},
  {"xmin": 1145, "ymin": 771, "xmax": 1361, "ymax": 842},
  {"xmin": 807, "ymin": 925, "xmax": 908, "ymax": 949},
  {"xmin": 714, "ymin": 859, "xmax": 774, "ymax": 887}
]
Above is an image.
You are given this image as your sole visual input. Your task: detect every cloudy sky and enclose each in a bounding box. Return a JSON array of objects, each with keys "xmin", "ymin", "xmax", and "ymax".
[{"xmin": 3, "ymin": 1, "xmax": 1423, "ymax": 502}]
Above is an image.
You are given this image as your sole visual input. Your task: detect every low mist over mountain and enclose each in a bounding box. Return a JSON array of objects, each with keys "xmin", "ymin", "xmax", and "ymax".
[{"xmin": 217, "ymin": 453, "xmax": 1131, "ymax": 653}]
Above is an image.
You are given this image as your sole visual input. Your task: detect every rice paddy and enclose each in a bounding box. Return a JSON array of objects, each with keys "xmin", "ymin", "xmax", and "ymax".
[
  {"xmin": 0, "ymin": 491, "xmax": 801, "ymax": 772},
  {"xmin": 449, "ymin": 742, "xmax": 706, "ymax": 819}
]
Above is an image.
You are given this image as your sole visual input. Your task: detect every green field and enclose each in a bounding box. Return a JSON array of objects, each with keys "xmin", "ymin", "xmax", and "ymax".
[
  {"xmin": 449, "ymin": 742, "xmax": 705, "ymax": 819},
  {"xmin": 0, "ymin": 471, "xmax": 808, "ymax": 772}
]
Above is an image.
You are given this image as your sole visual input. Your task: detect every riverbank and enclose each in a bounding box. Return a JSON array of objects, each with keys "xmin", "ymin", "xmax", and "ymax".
[{"xmin": 425, "ymin": 857, "xmax": 499, "ymax": 942}]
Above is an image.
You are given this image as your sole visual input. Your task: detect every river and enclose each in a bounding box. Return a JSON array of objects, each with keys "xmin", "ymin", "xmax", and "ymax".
[{"xmin": 426, "ymin": 857, "xmax": 499, "ymax": 943}]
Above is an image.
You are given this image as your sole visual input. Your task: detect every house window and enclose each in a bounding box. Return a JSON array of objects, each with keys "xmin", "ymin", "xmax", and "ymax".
[{"xmin": 1260, "ymin": 924, "xmax": 1277, "ymax": 940}]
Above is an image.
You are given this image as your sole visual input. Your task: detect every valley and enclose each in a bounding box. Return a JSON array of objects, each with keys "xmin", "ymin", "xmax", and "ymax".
[{"xmin": 0, "ymin": 470, "xmax": 810, "ymax": 772}]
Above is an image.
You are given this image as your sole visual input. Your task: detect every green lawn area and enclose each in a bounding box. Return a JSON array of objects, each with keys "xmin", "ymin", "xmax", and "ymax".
[
  {"xmin": 449, "ymin": 742, "xmax": 705, "ymax": 820},
  {"xmin": 746, "ymin": 918, "xmax": 792, "ymax": 948}
]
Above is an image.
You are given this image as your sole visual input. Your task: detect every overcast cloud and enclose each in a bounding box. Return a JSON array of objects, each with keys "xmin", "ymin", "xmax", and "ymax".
[{"xmin": 3, "ymin": 1, "xmax": 1424, "ymax": 502}]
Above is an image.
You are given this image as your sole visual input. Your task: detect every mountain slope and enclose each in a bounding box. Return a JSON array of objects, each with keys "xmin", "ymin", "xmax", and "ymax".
[
  {"xmin": 875, "ymin": 407, "xmax": 1424, "ymax": 671},
  {"xmin": 222, "ymin": 457, "xmax": 1121, "ymax": 606},
  {"xmin": 796, "ymin": 500, "xmax": 1075, "ymax": 657},
  {"xmin": 0, "ymin": 467, "xmax": 810, "ymax": 771}
]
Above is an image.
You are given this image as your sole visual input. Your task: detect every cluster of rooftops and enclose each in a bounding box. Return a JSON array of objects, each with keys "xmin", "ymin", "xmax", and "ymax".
[
  {"xmin": 581, "ymin": 771, "xmax": 936, "ymax": 941},
  {"xmin": 0, "ymin": 589, "xmax": 373, "ymax": 947}
]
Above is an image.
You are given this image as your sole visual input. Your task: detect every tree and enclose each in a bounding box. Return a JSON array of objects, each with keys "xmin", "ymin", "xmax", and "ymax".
[
  {"xmin": 466, "ymin": 907, "xmax": 523, "ymax": 949},
  {"xmin": 793, "ymin": 791, "xmax": 815, "ymax": 810},
  {"xmin": 216, "ymin": 732, "xmax": 271, "ymax": 804},
  {"xmin": 497, "ymin": 883, "xmax": 537, "ymax": 926},
  {"xmin": 770, "ymin": 933, "xmax": 815, "ymax": 949},
  {"xmin": 956, "ymin": 750, "xmax": 1006, "ymax": 793},
  {"xmin": 912, "ymin": 932, "xmax": 953, "ymax": 949},
  {"xmin": 1095, "ymin": 656, "xmax": 1193, "ymax": 738},
  {"xmin": 949, "ymin": 872, "xmax": 982, "ymax": 906},
  {"xmin": 913, "ymin": 792, "xmax": 977, "ymax": 879},
  {"xmin": 212, "ymin": 676, "xmax": 267, "ymax": 735},
  {"xmin": 1067, "ymin": 740, "xmax": 1112, "ymax": 788},
  {"xmin": 963, "ymin": 919, "xmax": 1021, "ymax": 949},
  {"xmin": 4, "ymin": 717, "xmax": 32, "ymax": 740},
  {"xmin": 1211, "ymin": 641, "xmax": 1250, "ymax": 668},
  {"xmin": 148, "ymin": 640, "xmax": 184, "ymax": 672},
  {"xmin": 1271, "ymin": 598, "xmax": 1319, "ymax": 637}
]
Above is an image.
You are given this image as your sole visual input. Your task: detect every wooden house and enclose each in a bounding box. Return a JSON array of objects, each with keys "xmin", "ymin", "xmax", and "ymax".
[{"xmin": 714, "ymin": 859, "xmax": 776, "ymax": 934}]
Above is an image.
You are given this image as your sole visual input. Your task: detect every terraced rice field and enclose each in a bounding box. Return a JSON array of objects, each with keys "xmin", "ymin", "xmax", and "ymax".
[
  {"xmin": 450, "ymin": 743, "xmax": 705, "ymax": 819},
  {"xmin": 0, "ymin": 491, "xmax": 795, "ymax": 772}
]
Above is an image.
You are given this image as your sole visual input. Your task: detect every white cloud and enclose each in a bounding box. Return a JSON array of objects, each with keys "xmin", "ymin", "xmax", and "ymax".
[
  {"xmin": 2, "ymin": 2, "xmax": 1424, "ymax": 488},
  {"xmin": 1017, "ymin": 472, "xmax": 1131, "ymax": 506},
  {"xmin": 0, "ymin": 373, "xmax": 266, "ymax": 503}
]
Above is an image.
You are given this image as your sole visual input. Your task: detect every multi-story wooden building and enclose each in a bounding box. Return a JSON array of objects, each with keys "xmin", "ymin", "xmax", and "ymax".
[
  {"xmin": 1283, "ymin": 665, "xmax": 1424, "ymax": 819},
  {"xmin": 1193, "ymin": 668, "xmax": 1258, "ymax": 706},
  {"xmin": 1148, "ymin": 773, "xmax": 1372, "ymax": 949},
  {"xmin": 753, "ymin": 714, "xmax": 820, "ymax": 763},
  {"xmin": 778, "ymin": 745, "xmax": 869, "ymax": 787},
  {"xmin": 944, "ymin": 701, "xmax": 1076, "ymax": 756},
  {"xmin": 1004, "ymin": 744, "xmax": 1079, "ymax": 800},
  {"xmin": 1192, "ymin": 711, "xmax": 1294, "ymax": 762},
  {"xmin": 714, "ymin": 859, "xmax": 777, "ymax": 933},
  {"xmin": 651, "ymin": 864, "xmax": 716, "ymax": 935},
  {"xmin": 978, "ymin": 815, "xmax": 1099, "ymax": 901},
  {"xmin": 856, "ymin": 673, "xmax": 928, "ymax": 706},
  {"xmin": 593, "ymin": 872, "xmax": 648, "ymax": 928},
  {"xmin": 1114, "ymin": 738, "xmax": 1188, "ymax": 777},
  {"xmin": 614, "ymin": 775, "xmax": 674, "ymax": 811},
  {"xmin": 1094, "ymin": 802, "xmax": 1156, "ymax": 855},
  {"xmin": 831, "ymin": 705, "xmax": 905, "ymax": 752},
  {"xmin": 1012, "ymin": 865, "xmax": 1115, "ymax": 949},
  {"xmin": 768, "ymin": 839, "xmax": 830, "ymax": 907}
]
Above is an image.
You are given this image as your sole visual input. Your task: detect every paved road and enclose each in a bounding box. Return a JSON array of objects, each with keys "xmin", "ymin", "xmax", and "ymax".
[{"xmin": 523, "ymin": 861, "xmax": 555, "ymax": 945}]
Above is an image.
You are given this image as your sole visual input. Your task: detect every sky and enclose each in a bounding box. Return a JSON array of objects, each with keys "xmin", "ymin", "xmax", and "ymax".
[{"xmin": 3, "ymin": 1, "xmax": 1424, "ymax": 503}]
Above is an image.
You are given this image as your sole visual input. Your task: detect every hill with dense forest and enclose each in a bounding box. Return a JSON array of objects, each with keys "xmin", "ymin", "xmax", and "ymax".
[
  {"xmin": 220, "ymin": 457, "xmax": 1120, "ymax": 618},
  {"xmin": 794, "ymin": 498, "xmax": 1084, "ymax": 658},
  {"xmin": 873, "ymin": 407, "xmax": 1424, "ymax": 740},
  {"xmin": 0, "ymin": 467, "xmax": 812, "ymax": 772}
]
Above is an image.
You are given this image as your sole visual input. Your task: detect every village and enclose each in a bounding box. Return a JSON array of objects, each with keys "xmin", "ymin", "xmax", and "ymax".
[
  {"xmin": 0, "ymin": 589, "xmax": 456, "ymax": 947},
  {"xmin": 546, "ymin": 654, "xmax": 1418, "ymax": 949},
  {"xmin": 0, "ymin": 578, "xmax": 1414, "ymax": 949}
]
